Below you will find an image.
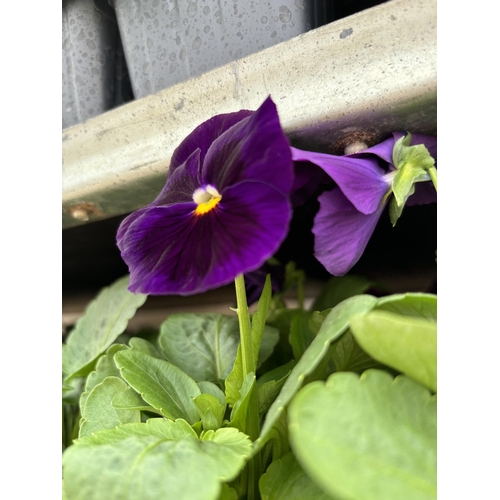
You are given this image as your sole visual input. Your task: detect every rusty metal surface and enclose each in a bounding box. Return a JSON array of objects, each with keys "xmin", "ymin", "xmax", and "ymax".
[{"xmin": 62, "ymin": 0, "xmax": 436, "ymax": 228}]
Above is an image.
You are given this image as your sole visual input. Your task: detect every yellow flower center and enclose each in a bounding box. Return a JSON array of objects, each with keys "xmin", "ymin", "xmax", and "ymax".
[{"xmin": 193, "ymin": 185, "xmax": 222, "ymax": 215}]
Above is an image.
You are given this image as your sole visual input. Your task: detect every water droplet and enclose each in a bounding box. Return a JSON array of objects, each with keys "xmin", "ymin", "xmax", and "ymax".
[
  {"xmin": 203, "ymin": 6, "xmax": 210, "ymax": 15},
  {"xmin": 295, "ymin": 0, "xmax": 305, "ymax": 10},
  {"xmin": 279, "ymin": 6, "xmax": 292, "ymax": 23},
  {"xmin": 147, "ymin": 38, "xmax": 153, "ymax": 49},
  {"xmin": 187, "ymin": 2, "xmax": 198, "ymax": 18},
  {"xmin": 204, "ymin": 25, "xmax": 210, "ymax": 33},
  {"xmin": 271, "ymin": 31, "xmax": 277, "ymax": 38},
  {"xmin": 261, "ymin": 16, "xmax": 267, "ymax": 24},
  {"xmin": 192, "ymin": 36, "xmax": 202, "ymax": 50}
]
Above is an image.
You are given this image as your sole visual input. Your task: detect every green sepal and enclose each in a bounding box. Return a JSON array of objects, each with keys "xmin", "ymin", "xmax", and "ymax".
[
  {"xmin": 391, "ymin": 132, "xmax": 435, "ymax": 208},
  {"xmin": 388, "ymin": 188, "xmax": 411, "ymax": 226}
]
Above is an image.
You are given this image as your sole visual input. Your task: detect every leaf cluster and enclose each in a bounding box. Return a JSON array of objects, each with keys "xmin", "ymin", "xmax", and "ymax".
[{"xmin": 62, "ymin": 272, "xmax": 437, "ymax": 500}]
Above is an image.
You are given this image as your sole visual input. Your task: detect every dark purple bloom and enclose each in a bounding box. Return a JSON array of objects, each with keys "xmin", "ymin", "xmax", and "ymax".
[
  {"xmin": 291, "ymin": 133, "xmax": 437, "ymax": 276},
  {"xmin": 117, "ymin": 97, "xmax": 293, "ymax": 295}
]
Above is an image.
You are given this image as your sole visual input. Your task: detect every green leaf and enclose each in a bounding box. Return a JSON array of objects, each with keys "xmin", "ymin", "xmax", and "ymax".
[
  {"xmin": 265, "ymin": 308, "xmax": 301, "ymax": 366},
  {"xmin": 79, "ymin": 344, "xmax": 128, "ymax": 410},
  {"xmin": 307, "ymin": 309, "xmax": 331, "ymax": 336},
  {"xmin": 62, "ymin": 376, "xmax": 86, "ymax": 405},
  {"xmin": 79, "ymin": 377, "xmax": 140, "ymax": 437},
  {"xmin": 260, "ymin": 452, "xmax": 333, "ymax": 500},
  {"xmin": 332, "ymin": 330, "xmax": 383, "ymax": 373},
  {"xmin": 63, "ymin": 422, "xmax": 251, "ymax": 500},
  {"xmin": 266, "ymin": 409, "xmax": 290, "ymax": 463},
  {"xmin": 194, "ymin": 393, "xmax": 226, "ymax": 431},
  {"xmin": 312, "ymin": 275, "xmax": 373, "ymax": 312},
  {"xmin": 251, "ymin": 275, "xmax": 273, "ymax": 364},
  {"xmin": 289, "ymin": 310, "xmax": 314, "ymax": 360},
  {"xmin": 115, "ymin": 350, "xmax": 201, "ymax": 424},
  {"xmin": 77, "ymin": 418, "xmax": 197, "ymax": 444},
  {"xmin": 159, "ymin": 313, "xmax": 277, "ymax": 386},
  {"xmin": 128, "ymin": 337, "xmax": 164, "ymax": 359},
  {"xmin": 62, "ymin": 276, "xmax": 147, "ymax": 379},
  {"xmin": 229, "ymin": 372, "xmax": 256, "ymax": 433},
  {"xmin": 350, "ymin": 310, "xmax": 437, "ymax": 392},
  {"xmin": 259, "ymin": 326, "xmax": 280, "ymax": 366},
  {"xmin": 376, "ymin": 293, "xmax": 437, "ymax": 321},
  {"xmin": 198, "ymin": 381, "xmax": 227, "ymax": 406},
  {"xmin": 258, "ymin": 378, "xmax": 288, "ymax": 418},
  {"xmin": 111, "ymin": 387, "xmax": 163, "ymax": 415},
  {"xmin": 224, "ymin": 343, "xmax": 245, "ymax": 407},
  {"xmin": 331, "ymin": 330, "xmax": 385, "ymax": 373},
  {"xmin": 289, "ymin": 370, "xmax": 436, "ymax": 500},
  {"xmin": 159, "ymin": 314, "xmax": 239, "ymax": 383},
  {"xmin": 257, "ymin": 360, "xmax": 295, "ymax": 387},
  {"xmin": 256, "ymin": 295, "xmax": 378, "ymax": 450},
  {"xmin": 258, "ymin": 361, "xmax": 293, "ymax": 419},
  {"xmin": 217, "ymin": 483, "xmax": 238, "ymax": 500}
]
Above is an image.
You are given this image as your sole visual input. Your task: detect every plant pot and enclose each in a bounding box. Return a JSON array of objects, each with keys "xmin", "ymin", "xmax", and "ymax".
[
  {"xmin": 62, "ymin": 0, "xmax": 119, "ymax": 128},
  {"xmin": 113, "ymin": 0, "xmax": 315, "ymax": 98}
]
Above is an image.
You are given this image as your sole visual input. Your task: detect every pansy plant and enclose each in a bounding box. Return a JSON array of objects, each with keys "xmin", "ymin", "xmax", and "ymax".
[{"xmin": 62, "ymin": 97, "xmax": 437, "ymax": 500}]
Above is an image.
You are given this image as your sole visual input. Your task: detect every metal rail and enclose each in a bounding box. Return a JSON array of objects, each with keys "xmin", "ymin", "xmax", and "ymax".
[{"xmin": 62, "ymin": 0, "xmax": 436, "ymax": 228}]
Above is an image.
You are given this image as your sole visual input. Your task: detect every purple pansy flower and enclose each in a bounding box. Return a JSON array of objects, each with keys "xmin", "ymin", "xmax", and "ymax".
[
  {"xmin": 117, "ymin": 97, "xmax": 293, "ymax": 295},
  {"xmin": 291, "ymin": 132, "xmax": 437, "ymax": 276}
]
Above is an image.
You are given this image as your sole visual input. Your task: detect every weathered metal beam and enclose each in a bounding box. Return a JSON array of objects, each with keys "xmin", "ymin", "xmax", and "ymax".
[{"xmin": 62, "ymin": 0, "xmax": 436, "ymax": 228}]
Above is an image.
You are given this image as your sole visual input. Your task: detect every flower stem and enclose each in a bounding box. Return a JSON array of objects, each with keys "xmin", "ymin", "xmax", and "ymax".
[
  {"xmin": 234, "ymin": 274, "xmax": 255, "ymax": 376},
  {"xmin": 428, "ymin": 166, "xmax": 438, "ymax": 192},
  {"xmin": 234, "ymin": 274, "xmax": 261, "ymax": 500}
]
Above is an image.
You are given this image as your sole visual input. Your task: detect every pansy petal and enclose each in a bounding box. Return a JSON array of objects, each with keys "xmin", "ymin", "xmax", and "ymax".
[
  {"xmin": 168, "ymin": 110, "xmax": 252, "ymax": 175},
  {"xmin": 116, "ymin": 208, "xmax": 149, "ymax": 244},
  {"xmin": 291, "ymin": 147, "xmax": 390, "ymax": 214},
  {"xmin": 117, "ymin": 203, "xmax": 196, "ymax": 293},
  {"xmin": 350, "ymin": 136, "xmax": 395, "ymax": 163},
  {"xmin": 291, "ymin": 160, "xmax": 332, "ymax": 207},
  {"xmin": 203, "ymin": 96, "xmax": 293, "ymax": 195},
  {"xmin": 152, "ymin": 149, "xmax": 203, "ymax": 206},
  {"xmin": 118, "ymin": 182, "xmax": 291, "ymax": 295},
  {"xmin": 313, "ymin": 189, "xmax": 385, "ymax": 276},
  {"xmin": 192, "ymin": 181, "xmax": 291, "ymax": 292},
  {"xmin": 406, "ymin": 181, "xmax": 437, "ymax": 206}
]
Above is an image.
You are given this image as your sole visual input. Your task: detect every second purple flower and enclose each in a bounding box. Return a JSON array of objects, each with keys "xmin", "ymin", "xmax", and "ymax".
[{"xmin": 292, "ymin": 133, "xmax": 437, "ymax": 276}]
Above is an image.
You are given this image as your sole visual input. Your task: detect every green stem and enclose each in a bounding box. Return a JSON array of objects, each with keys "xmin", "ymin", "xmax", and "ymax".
[
  {"xmin": 234, "ymin": 274, "xmax": 262, "ymax": 500},
  {"xmin": 428, "ymin": 166, "xmax": 438, "ymax": 192},
  {"xmin": 234, "ymin": 274, "xmax": 255, "ymax": 377}
]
